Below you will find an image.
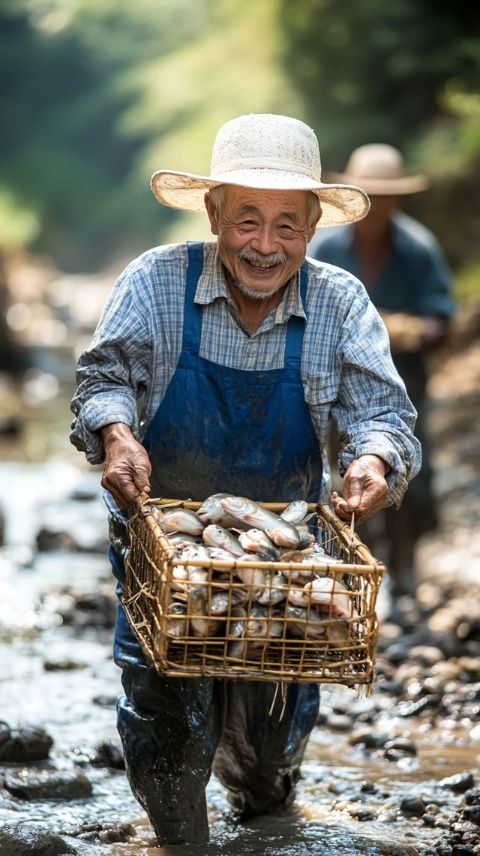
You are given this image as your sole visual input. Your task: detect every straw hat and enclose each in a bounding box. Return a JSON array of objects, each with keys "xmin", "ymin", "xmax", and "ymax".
[
  {"xmin": 150, "ymin": 114, "xmax": 370, "ymax": 228},
  {"xmin": 328, "ymin": 144, "xmax": 429, "ymax": 195}
]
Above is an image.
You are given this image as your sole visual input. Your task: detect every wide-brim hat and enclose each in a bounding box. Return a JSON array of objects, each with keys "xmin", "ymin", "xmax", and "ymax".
[
  {"xmin": 327, "ymin": 143, "xmax": 429, "ymax": 195},
  {"xmin": 150, "ymin": 114, "xmax": 370, "ymax": 228}
]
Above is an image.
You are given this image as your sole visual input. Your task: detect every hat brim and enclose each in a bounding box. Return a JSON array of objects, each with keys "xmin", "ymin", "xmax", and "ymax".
[
  {"xmin": 325, "ymin": 171, "xmax": 429, "ymax": 196},
  {"xmin": 150, "ymin": 169, "xmax": 370, "ymax": 227}
]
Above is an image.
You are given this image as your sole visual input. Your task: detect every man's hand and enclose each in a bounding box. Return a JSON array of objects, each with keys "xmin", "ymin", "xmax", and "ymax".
[
  {"xmin": 332, "ymin": 454, "xmax": 389, "ymax": 524},
  {"xmin": 100, "ymin": 423, "xmax": 151, "ymax": 508}
]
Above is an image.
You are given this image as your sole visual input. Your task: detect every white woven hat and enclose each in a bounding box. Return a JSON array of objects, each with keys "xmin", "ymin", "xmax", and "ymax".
[
  {"xmin": 150, "ymin": 114, "xmax": 370, "ymax": 228},
  {"xmin": 328, "ymin": 144, "xmax": 429, "ymax": 195}
]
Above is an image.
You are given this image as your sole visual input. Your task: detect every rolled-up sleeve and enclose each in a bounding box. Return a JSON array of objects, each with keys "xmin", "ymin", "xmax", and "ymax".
[
  {"xmin": 70, "ymin": 263, "xmax": 152, "ymax": 465},
  {"xmin": 334, "ymin": 292, "xmax": 422, "ymax": 507}
]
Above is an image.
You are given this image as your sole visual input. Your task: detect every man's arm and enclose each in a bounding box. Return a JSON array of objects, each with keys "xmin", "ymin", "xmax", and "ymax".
[{"xmin": 70, "ymin": 261, "xmax": 152, "ymax": 466}]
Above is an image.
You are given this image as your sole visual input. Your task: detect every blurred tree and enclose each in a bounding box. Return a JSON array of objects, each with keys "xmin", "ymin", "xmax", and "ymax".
[{"xmin": 277, "ymin": 0, "xmax": 480, "ymax": 166}]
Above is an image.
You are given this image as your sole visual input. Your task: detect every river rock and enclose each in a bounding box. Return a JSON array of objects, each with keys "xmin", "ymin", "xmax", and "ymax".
[
  {"xmin": 439, "ymin": 772, "xmax": 476, "ymax": 793},
  {"xmin": 0, "ymin": 725, "xmax": 53, "ymax": 762},
  {"xmin": 400, "ymin": 794, "xmax": 426, "ymax": 816},
  {"xmin": 384, "ymin": 737, "xmax": 417, "ymax": 760},
  {"xmin": 349, "ymin": 728, "xmax": 388, "ymax": 749},
  {"xmin": 3, "ymin": 769, "xmax": 92, "ymax": 800},
  {"xmin": 462, "ymin": 805, "xmax": 480, "ymax": 825},
  {"xmin": 0, "ymin": 823, "xmax": 76, "ymax": 855},
  {"xmin": 91, "ymin": 739, "xmax": 124, "ymax": 769}
]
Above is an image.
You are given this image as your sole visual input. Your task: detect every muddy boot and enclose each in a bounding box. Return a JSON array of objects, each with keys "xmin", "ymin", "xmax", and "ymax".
[{"xmin": 214, "ymin": 680, "xmax": 319, "ymax": 819}]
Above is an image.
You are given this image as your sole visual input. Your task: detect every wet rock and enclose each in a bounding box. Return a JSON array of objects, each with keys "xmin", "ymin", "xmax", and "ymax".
[
  {"xmin": 0, "ymin": 823, "xmax": 77, "ymax": 854},
  {"xmin": 349, "ymin": 728, "xmax": 388, "ymax": 749},
  {"xmin": 397, "ymin": 695, "xmax": 441, "ymax": 717},
  {"xmin": 409, "ymin": 646, "xmax": 445, "ymax": 667},
  {"xmin": 92, "ymin": 693, "xmax": 117, "ymax": 707},
  {"xmin": 43, "ymin": 659, "xmax": 88, "ymax": 671},
  {"xmin": 36, "ymin": 527, "xmax": 77, "ymax": 552},
  {"xmin": 462, "ymin": 806, "xmax": 480, "ymax": 825},
  {"xmin": 0, "ymin": 725, "xmax": 53, "ymax": 762},
  {"xmin": 0, "ymin": 720, "xmax": 10, "ymax": 743},
  {"xmin": 400, "ymin": 794, "xmax": 426, "ymax": 816},
  {"xmin": 439, "ymin": 772, "xmax": 476, "ymax": 793},
  {"xmin": 327, "ymin": 713, "xmax": 353, "ymax": 732},
  {"xmin": 384, "ymin": 737, "xmax": 417, "ymax": 760},
  {"xmin": 91, "ymin": 739, "xmax": 124, "ymax": 770},
  {"xmin": 3, "ymin": 769, "xmax": 92, "ymax": 800},
  {"xmin": 464, "ymin": 788, "xmax": 480, "ymax": 805}
]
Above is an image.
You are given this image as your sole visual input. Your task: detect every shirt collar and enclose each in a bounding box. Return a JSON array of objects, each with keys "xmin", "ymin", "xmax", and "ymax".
[{"xmin": 195, "ymin": 243, "xmax": 307, "ymax": 323}]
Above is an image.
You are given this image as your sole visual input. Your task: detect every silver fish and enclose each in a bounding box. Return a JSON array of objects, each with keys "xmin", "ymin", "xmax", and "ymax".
[
  {"xmin": 202, "ymin": 524, "xmax": 244, "ymax": 557},
  {"xmin": 156, "ymin": 508, "xmax": 205, "ymax": 536},
  {"xmin": 303, "ymin": 576, "xmax": 352, "ymax": 618},
  {"xmin": 256, "ymin": 570, "xmax": 288, "ymax": 606},
  {"xmin": 220, "ymin": 496, "xmax": 300, "ymax": 548},
  {"xmin": 238, "ymin": 528, "xmax": 280, "ymax": 561},
  {"xmin": 167, "ymin": 532, "xmax": 201, "ymax": 546},
  {"xmin": 234, "ymin": 554, "xmax": 268, "ymax": 599},
  {"xmin": 197, "ymin": 493, "xmax": 245, "ymax": 528},
  {"xmin": 246, "ymin": 604, "xmax": 283, "ymax": 640},
  {"xmin": 280, "ymin": 500, "xmax": 309, "ymax": 525},
  {"xmin": 296, "ymin": 525, "xmax": 315, "ymax": 548},
  {"xmin": 207, "ymin": 547, "xmax": 238, "ymax": 562},
  {"xmin": 189, "ymin": 588, "xmax": 221, "ymax": 637},
  {"xmin": 166, "ymin": 602, "xmax": 188, "ymax": 638},
  {"xmin": 285, "ymin": 604, "xmax": 327, "ymax": 639},
  {"xmin": 208, "ymin": 588, "xmax": 248, "ymax": 616}
]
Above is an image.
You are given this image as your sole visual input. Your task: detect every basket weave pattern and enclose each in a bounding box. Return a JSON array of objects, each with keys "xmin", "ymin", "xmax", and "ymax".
[{"xmin": 124, "ymin": 498, "xmax": 385, "ymax": 686}]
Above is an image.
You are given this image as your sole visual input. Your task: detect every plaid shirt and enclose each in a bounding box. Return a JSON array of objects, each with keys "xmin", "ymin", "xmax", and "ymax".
[{"xmin": 70, "ymin": 242, "xmax": 421, "ymax": 507}]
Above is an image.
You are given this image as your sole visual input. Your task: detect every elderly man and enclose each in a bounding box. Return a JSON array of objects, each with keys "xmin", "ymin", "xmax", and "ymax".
[
  {"xmin": 309, "ymin": 144, "xmax": 454, "ymax": 617},
  {"xmin": 70, "ymin": 114, "xmax": 420, "ymax": 845}
]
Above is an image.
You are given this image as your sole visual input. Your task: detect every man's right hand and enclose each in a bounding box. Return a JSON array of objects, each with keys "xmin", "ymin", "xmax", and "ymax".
[{"xmin": 100, "ymin": 423, "xmax": 151, "ymax": 509}]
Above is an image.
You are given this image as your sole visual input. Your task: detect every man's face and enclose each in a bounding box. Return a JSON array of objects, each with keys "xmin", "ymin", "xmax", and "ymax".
[{"xmin": 205, "ymin": 186, "xmax": 317, "ymax": 299}]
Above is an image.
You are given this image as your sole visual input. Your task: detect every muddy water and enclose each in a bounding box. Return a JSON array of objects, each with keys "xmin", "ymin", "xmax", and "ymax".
[{"xmin": 0, "ymin": 407, "xmax": 479, "ymax": 854}]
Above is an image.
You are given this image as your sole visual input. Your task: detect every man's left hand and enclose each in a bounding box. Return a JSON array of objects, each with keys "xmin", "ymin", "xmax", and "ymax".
[{"xmin": 332, "ymin": 454, "xmax": 389, "ymax": 523}]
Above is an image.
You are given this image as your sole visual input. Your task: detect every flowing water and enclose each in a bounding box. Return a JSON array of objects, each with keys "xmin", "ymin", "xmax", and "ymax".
[{"xmin": 0, "ymin": 392, "xmax": 479, "ymax": 855}]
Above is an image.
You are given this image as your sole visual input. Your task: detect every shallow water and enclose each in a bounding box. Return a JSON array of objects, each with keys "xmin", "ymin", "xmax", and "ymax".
[{"xmin": 0, "ymin": 452, "xmax": 479, "ymax": 854}]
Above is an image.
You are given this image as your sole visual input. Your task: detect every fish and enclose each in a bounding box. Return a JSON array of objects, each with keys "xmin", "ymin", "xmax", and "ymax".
[
  {"xmin": 202, "ymin": 524, "xmax": 244, "ymax": 557},
  {"xmin": 155, "ymin": 508, "xmax": 205, "ymax": 536},
  {"xmin": 287, "ymin": 584, "xmax": 310, "ymax": 608},
  {"xmin": 168, "ymin": 532, "xmax": 202, "ymax": 546},
  {"xmin": 238, "ymin": 528, "xmax": 280, "ymax": 561},
  {"xmin": 207, "ymin": 547, "xmax": 238, "ymax": 562},
  {"xmin": 208, "ymin": 588, "xmax": 248, "ymax": 616},
  {"xmin": 166, "ymin": 602, "xmax": 188, "ymax": 637},
  {"xmin": 280, "ymin": 500, "xmax": 309, "ymax": 525},
  {"xmin": 234, "ymin": 554, "xmax": 269, "ymax": 599},
  {"xmin": 296, "ymin": 526, "xmax": 316, "ymax": 548},
  {"xmin": 246, "ymin": 604, "xmax": 283, "ymax": 641},
  {"xmin": 303, "ymin": 576, "xmax": 352, "ymax": 619},
  {"xmin": 188, "ymin": 588, "xmax": 221, "ymax": 637},
  {"xmin": 197, "ymin": 493, "xmax": 246, "ymax": 528},
  {"xmin": 256, "ymin": 570, "xmax": 288, "ymax": 606},
  {"xmin": 220, "ymin": 496, "xmax": 300, "ymax": 548},
  {"xmin": 285, "ymin": 605, "xmax": 327, "ymax": 639}
]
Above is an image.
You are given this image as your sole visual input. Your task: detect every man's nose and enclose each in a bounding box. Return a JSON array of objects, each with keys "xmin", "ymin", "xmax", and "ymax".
[{"xmin": 250, "ymin": 225, "xmax": 279, "ymax": 255}]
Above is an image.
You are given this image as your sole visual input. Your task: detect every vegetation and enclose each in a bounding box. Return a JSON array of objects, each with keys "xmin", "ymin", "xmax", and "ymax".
[{"xmin": 1, "ymin": 0, "xmax": 479, "ymax": 277}]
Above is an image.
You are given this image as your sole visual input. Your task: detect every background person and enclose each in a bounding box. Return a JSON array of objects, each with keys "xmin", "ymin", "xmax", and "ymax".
[
  {"xmin": 70, "ymin": 115, "xmax": 421, "ymax": 844},
  {"xmin": 309, "ymin": 144, "xmax": 454, "ymax": 618}
]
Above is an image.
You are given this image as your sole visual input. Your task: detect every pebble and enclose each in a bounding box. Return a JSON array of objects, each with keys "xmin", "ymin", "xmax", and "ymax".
[
  {"xmin": 400, "ymin": 795, "xmax": 427, "ymax": 816},
  {"xmin": 439, "ymin": 772, "xmax": 476, "ymax": 793},
  {"xmin": 349, "ymin": 728, "xmax": 388, "ymax": 749},
  {"xmin": 0, "ymin": 725, "xmax": 53, "ymax": 762},
  {"xmin": 3, "ymin": 769, "xmax": 92, "ymax": 800},
  {"xmin": 0, "ymin": 823, "xmax": 77, "ymax": 855}
]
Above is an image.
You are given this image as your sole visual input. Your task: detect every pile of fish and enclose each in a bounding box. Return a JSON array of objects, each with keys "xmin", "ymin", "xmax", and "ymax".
[{"xmin": 149, "ymin": 495, "xmax": 362, "ymax": 659}]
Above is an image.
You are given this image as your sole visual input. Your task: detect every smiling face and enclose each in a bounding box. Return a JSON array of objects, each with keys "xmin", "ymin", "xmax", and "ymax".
[{"xmin": 205, "ymin": 186, "xmax": 319, "ymax": 300}]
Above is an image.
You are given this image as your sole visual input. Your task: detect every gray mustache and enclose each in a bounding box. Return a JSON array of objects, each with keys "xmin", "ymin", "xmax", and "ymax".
[{"xmin": 238, "ymin": 252, "xmax": 286, "ymax": 266}]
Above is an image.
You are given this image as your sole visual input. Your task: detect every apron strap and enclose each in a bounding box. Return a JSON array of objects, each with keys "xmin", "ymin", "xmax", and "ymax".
[{"xmin": 182, "ymin": 241, "xmax": 205, "ymax": 353}]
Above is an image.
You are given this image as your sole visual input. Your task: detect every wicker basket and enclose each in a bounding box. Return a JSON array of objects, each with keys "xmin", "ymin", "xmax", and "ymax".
[{"xmin": 124, "ymin": 496, "xmax": 385, "ymax": 688}]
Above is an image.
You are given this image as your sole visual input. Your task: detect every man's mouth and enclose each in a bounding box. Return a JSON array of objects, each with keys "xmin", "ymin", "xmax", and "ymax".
[{"xmin": 239, "ymin": 254, "xmax": 285, "ymax": 273}]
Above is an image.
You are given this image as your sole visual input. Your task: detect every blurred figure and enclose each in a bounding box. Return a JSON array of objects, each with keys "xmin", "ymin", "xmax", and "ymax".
[{"xmin": 309, "ymin": 144, "xmax": 455, "ymax": 614}]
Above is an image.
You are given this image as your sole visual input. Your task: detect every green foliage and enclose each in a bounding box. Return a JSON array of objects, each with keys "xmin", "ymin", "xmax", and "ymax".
[
  {"xmin": 455, "ymin": 263, "xmax": 480, "ymax": 304},
  {"xmin": 1, "ymin": 0, "xmax": 479, "ymax": 269}
]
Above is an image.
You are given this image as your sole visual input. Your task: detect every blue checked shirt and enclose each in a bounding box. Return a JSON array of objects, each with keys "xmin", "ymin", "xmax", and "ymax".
[{"xmin": 70, "ymin": 241, "xmax": 421, "ymax": 507}]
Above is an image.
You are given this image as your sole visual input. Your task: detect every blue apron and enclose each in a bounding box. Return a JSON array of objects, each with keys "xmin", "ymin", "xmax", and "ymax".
[
  {"xmin": 142, "ymin": 241, "xmax": 322, "ymax": 502},
  {"xmin": 112, "ymin": 241, "xmax": 321, "ymax": 844}
]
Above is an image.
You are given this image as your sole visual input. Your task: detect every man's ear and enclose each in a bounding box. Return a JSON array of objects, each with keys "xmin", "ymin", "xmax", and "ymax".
[{"xmin": 204, "ymin": 192, "xmax": 219, "ymax": 235}]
